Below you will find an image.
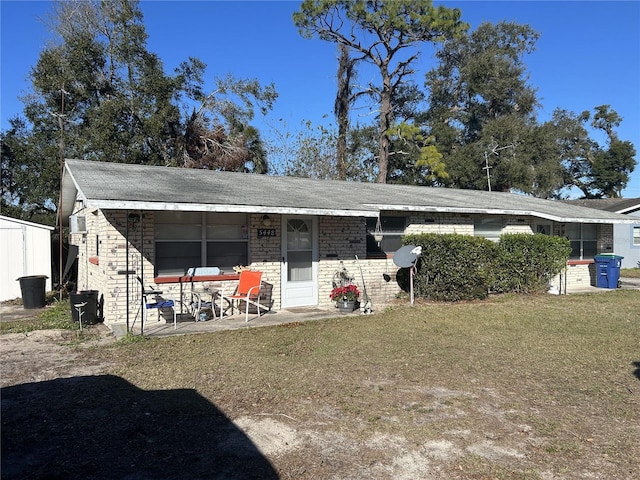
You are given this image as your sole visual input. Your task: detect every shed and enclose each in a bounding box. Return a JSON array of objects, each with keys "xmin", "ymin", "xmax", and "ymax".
[{"xmin": 0, "ymin": 215, "xmax": 54, "ymax": 302}]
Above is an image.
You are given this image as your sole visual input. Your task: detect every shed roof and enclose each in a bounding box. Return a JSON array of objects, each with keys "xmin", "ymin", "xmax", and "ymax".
[
  {"xmin": 61, "ymin": 159, "xmax": 635, "ymax": 225},
  {"xmin": 0, "ymin": 215, "xmax": 55, "ymax": 231}
]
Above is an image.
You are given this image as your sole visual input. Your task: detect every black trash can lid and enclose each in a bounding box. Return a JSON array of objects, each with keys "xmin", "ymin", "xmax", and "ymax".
[{"xmin": 16, "ymin": 275, "xmax": 48, "ymax": 280}]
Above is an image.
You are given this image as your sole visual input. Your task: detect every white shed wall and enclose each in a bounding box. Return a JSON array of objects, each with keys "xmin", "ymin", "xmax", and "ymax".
[{"xmin": 0, "ymin": 216, "xmax": 53, "ymax": 302}]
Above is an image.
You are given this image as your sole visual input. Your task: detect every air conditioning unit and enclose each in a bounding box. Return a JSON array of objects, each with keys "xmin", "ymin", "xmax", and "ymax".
[{"xmin": 69, "ymin": 214, "xmax": 87, "ymax": 234}]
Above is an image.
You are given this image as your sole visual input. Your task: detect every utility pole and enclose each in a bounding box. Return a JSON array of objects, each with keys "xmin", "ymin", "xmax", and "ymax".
[
  {"xmin": 54, "ymin": 86, "xmax": 68, "ymax": 300},
  {"xmin": 483, "ymin": 142, "xmax": 515, "ymax": 192},
  {"xmin": 483, "ymin": 151, "xmax": 493, "ymax": 192}
]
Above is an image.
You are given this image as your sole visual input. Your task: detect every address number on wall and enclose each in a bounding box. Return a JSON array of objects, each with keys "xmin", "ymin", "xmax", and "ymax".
[{"xmin": 257, "ymin": 228, "xmax": 277, "ymax": 238}]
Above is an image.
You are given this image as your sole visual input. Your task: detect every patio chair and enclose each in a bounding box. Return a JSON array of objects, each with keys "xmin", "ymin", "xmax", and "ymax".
[
  {"xmin": 137, "ymin": 277, "xmax": 177, "ymax": 329},
  {"xmin": 220, "ymin": 270, "xmax": 267, "ymax": 322}
]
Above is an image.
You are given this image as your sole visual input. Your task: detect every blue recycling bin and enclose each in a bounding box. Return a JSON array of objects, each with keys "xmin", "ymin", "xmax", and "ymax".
[{"xmin": 594, "ymin": 255, "xmax": 624, "ymax": 289}]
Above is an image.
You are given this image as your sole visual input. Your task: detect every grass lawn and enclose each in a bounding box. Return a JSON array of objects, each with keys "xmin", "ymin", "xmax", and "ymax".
[
  {"xmin": 95, "ymin": 290, "xmax": 640, "ymax": 479},
  {"xmin": 621, "ymin": 267, "xmax": 640, "ymax": 278}
]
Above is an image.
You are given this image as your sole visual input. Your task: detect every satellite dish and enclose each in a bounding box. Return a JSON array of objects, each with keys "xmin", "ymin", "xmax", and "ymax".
[
  {"xmin": 393, "ymin": 245, "xmax": 422, "ymax": 305},
  {"xmin": 393, "ymin": 245, "xmax": 420, "ymax": 268}
]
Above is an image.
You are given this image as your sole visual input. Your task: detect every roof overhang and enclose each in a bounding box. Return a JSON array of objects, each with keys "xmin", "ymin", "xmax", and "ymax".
[
  {"xmin": 369, "ymin": 204, "xmax": 639, "ymax": 224},
  {"xmin": 75, "ymin": 199, "xmax": 378, "ymax": 218}
]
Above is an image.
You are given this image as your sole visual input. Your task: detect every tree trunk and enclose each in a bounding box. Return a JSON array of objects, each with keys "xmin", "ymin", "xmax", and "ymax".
[
  {"xmin": 377, "ymin": 71, "xmax": 393, "ymax": 184},
  {"xmin": 335, "ymin": 44, "xmax": 354, "ymax": 181}
]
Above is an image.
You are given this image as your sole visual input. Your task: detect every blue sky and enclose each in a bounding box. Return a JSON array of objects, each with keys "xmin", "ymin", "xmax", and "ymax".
[{"xmin": 1, "ymin": 0, "xmax": 639, "ymax": 197}]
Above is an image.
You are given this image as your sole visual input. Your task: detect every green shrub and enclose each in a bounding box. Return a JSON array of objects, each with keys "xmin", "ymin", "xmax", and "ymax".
[
  {"xmin": 402, "ymin": 233, "xmax": 571, "ymax": 301},
  {"xmin": 492, "ymin": 234, "xmax": 571, "ymax": 294},
  {"xmin": 404, "ymin": 233, "xmax": 497, "ymax": 301}
]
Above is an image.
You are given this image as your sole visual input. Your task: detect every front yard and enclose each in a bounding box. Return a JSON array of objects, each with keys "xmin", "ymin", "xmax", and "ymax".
[{"xmin": 2, "ymin": 290, "xmax": 639, "ymax": 479}]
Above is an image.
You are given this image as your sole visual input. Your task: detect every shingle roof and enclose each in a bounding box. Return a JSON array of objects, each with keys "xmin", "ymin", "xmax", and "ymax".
[
  {"xmin": 61, "ymin": 159, "xmax": 635, "ymax": 224},
  {"xmin": 564, "ymin": 198, "xmax": 640, "ymax": 214}
]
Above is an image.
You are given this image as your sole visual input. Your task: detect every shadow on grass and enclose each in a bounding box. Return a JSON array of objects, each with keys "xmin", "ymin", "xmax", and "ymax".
[
  {"xmin": 633, "ymin": 361, "xmax": 640, "ymax": 381},
  {"xmin": 1, "ymin": 375, "xmax": 278, "ymax": 480}
]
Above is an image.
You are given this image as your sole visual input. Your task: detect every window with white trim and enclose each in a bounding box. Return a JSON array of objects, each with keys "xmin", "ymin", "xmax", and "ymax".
[
  {"xmin": 155, "ymin": 212, "xmax": 248, "ymax": 276},
  {"xmin": 633, "ymin": 226, "xmax": 640, "ymax": 246},
  {"xmin": 566, "ymin": 223, "xmax": 597, "ymax": 260}
]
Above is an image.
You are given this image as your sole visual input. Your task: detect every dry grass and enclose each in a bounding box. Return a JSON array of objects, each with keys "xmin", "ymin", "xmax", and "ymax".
[
  {"xmin": 621, "ymin": 267, "xmax": 640, "ymax": 278},
  {"xmin": 102, "ymin": 290, "xmax": 640, "ymax": 479}
]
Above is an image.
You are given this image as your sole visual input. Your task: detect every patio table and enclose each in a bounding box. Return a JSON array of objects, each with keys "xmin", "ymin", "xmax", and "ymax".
[{"xmin": 154, "ymin": 273, "xmax": 240, "ymax": 319}]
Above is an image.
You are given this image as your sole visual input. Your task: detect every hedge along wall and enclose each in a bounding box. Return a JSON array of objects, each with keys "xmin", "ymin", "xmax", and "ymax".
[
  {"xmin": 403, "ymin": 233, "xmax": 571, "ymax": 301},
  {"xmin": 491, "ymin": 233, "xmax": 572, "ymax": 294},
  {"xmin": 403, "ymin": 233, "xmax": 496, "ymax": 301}
]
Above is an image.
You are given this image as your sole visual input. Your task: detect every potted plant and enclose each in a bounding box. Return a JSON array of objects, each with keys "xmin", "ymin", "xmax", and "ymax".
[{"xmin": 330, "ymin": 284, "xmax": 360, "ymax": 312}]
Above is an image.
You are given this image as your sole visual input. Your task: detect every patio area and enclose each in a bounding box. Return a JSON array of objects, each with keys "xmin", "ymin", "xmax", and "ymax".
[
  {"xmin": 3, "ymin": 278, "xmax": 638, "ymax": 340},
  {"xmin": 117, "ymin": 305, "xmax": 358, "ymax": 339},
  {"xmin": 117, "ymin": 276, "xmax": 640, "ymax": 339}
]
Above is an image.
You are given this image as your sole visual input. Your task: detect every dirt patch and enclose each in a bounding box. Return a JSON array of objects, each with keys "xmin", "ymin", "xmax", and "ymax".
[{"xmin": 0, "ymin": 327, "xmax": 116, "ymax": 387}]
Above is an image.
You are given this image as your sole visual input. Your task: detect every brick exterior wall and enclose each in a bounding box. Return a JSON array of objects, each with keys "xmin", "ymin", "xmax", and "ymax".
[
  {"xmin": 72, "ymin": 210, "xmax": 157, "ymax": 330},
  {"xmin": 317, "ymin": 216, "xmax": 403, "ymax": 309},
  {"xmin": 70, "ymin": 207, "xmax": 608, "ymax": 329}
]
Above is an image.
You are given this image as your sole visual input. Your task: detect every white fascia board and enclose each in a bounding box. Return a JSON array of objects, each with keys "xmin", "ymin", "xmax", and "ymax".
[
  {"xmin": 368, "ymin": 204, "xmax": 637, "ymax": 224},
  {"xmin": 616, "ymin": 205, "xmax": 640, "ymax": 214},
  {"xmin": 86, "ymin": 200, "xmax": 378, "ymax": 217}
]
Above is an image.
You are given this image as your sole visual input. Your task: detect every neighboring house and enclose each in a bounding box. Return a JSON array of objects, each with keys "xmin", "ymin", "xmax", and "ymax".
[
  {"xmin": 60, "ymin": 159, "xmax": 635, "ymax": 329},
  {"xmin": 565, "ymin": 198, "xmax": 640, "ymax": 269},
  {"xmin": 0, "ymin": 215, "xmax": 54, "ymax": 302}
]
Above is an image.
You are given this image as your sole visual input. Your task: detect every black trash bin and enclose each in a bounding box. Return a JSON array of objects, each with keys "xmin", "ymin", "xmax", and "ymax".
[
  {"xmin": 70, "ymin": 290, "xmax": 100, "ymax": 324},
  {"xmin": 17, "ymin": 275, "xmax": 48, "ymax": 309}
]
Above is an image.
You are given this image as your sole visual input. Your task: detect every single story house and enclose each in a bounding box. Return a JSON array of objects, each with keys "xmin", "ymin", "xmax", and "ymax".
[
  {"xmin": 565, "ymin": 198, "xmax": 640, "ymax": 269},
  {"xmin": 0, "ymin": 215, "xmax": 54, "ymax": 302},
  {"xmin": 61, "ymin": 159, "xmax": 635, "ymax": 330}
]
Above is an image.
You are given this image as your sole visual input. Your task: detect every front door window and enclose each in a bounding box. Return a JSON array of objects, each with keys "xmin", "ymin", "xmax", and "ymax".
[{"xmin": 286, "ymin": 219, "xmax": 312, "ymax": 281}]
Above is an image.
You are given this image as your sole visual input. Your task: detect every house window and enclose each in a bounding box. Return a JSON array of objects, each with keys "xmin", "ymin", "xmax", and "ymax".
[
  {"xmin": 633, "ymin": 226, "xmax": 640, "ymax": 246},
  {"xmin": 566, "ymin": 223, "xmax": 597, "ymax": 260},
  {"xmin": 155, "ymin": 212, "xmax": 248, "ymax": 276},
  {"xmin": 474, "ymin": 218, "xmax": 503, "ymax": 242},
  {"xmin": 366, "ymin": 216, "xmax": 405, "ymax": 256},
  {"xmin": 536, "ymin": 223, "xmax": 552, "ymax": 235}
]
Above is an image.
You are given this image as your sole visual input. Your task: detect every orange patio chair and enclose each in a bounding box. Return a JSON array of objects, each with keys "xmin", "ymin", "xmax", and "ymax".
[{"xmin": 221, "ymin": 270, "xmax": 266, "ymax": 322}]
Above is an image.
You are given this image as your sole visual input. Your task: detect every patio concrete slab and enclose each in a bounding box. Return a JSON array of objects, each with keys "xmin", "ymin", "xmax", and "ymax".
[{"xmin": 122, "ymin": 305, "xmax": 362, "ymax": 339}]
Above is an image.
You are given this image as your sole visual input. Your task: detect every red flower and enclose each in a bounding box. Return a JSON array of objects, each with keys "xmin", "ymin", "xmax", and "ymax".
[{"xmin": 330, "ymin": 284, "xmax": 360, "ymax": 301}]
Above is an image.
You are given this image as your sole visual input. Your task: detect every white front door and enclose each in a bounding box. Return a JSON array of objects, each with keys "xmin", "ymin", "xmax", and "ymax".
[{"xmin": 281, "ymin": 216, "xmax": 318, "ymax": 308}]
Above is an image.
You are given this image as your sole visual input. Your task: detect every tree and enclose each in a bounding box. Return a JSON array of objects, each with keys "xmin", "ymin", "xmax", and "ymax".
[
  {"xmin": 425, "ymin": 21, "xmax": 541, "ymax": 192},
  {"xmin": 334, "ymin": 44, "xmax": 357, "ymax": 180},
  {"xmin": 294, "ymin": 0, "xmax": 467, "ymax": 183},
  {"xmin": 33, "ymin": 0, "xmax": 187, "ymax": 165},
  {"xmin": 3, "ymin": 0, "xmax": 277, "ymax": 221},
  {"xmin": 180, "ymin": 75, "xmax": 277, "ymax": 172},
  {"xmin": 551, "ymin": 105, "xmax": 636, "ymax": 198},
  {"xmin": 425, "ymin": 21, "xmax": 636, "ymax": 198},
  {"xmin": 386, "ymin": 121, "xmax": 447, "ymax": 185},
  {"xmin": 1, "ymin": 116, "xmax": 62, "ymax": 225}
]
